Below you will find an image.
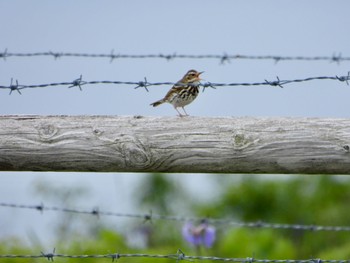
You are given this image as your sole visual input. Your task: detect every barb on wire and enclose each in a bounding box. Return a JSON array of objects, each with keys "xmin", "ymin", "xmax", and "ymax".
[
  {"xmin": 176, "ymin": 249, "xmax": 190, "ymax": 263},
  {"xmin": 143, "ymin": 210, "xmax": 153, "ymax": 224},
  {"xmin": 0, "ymin": 48, "xmax": 8, "ymax": 60},
  {"xmin": 91, "ymin": 207, "xmax": 100, "ymax": 218},
  {"xmin": 134, "ymin": 77, "xmax": 150, "ymax": 92},
  {"xmin": 0, "ymin": 250, "xmax": 350, "ymax": 263},
  {"xmin": 273, "ymin": 56, "xmax": 282, "ymax": 64},
  {"xmin": 264, "ymin": 76, "xmax": 284, "ymax": 88},
  {"xmin": 9, "ymin": 78, "xmax": 22, "ymax": 95},
  {"xmin": 2, "ymin": 50, "xmax": 350, "ymax": 64},
  {"xmin": 111, "ymin": 253, "xmax": 120, "ymax": 262},
  {"xmin": 110, "ymin": 49, "xmax": 119, "ymax": 63},
  {"xmin": 2, "ymin": 202, "xmax": 350, "ymax": 232},
  {"xmin": 220, "ymin": 53, "xmax": 231, "ymax": 64},
  {"xmin": 336, "ymin": 71, "xmax": 350, "ymax": 85},
  {"xmin": 202, "ymin": 81, "xmax": 216, "ymax": 92},
  {"xmin": 68, "ymin": 75, "xmax": 86, "ymax": 91},
  {"xmin": 1, "ymin": 73, "xmax": 350, "ymax": 94},
  {"xmin": 331, "ymin": 52, "xmax": 342, "ymax": 64},
  {"xmin": 41, "ymin": 248, "xmax": 56, "ymax": 262},
  {"xmin": 35, "ymin": 202, "xmax": 44, "ymax": 214},
  {"xmin": 48, "ymin": 51, "xmax": 62, "ymax": 60},
  {"xmin": 160, "ymin": 52, "xmax": 177, "ymax": 61}
]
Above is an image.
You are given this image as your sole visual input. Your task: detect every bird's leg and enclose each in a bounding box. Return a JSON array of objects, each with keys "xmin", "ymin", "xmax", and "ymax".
[
  {"xmin": 175, "ymin": 107, "xmax": 185, "ymax": 117},
  {"xmin": 182, "ymin": 107, "xmax": 189, "ymax": 116}
]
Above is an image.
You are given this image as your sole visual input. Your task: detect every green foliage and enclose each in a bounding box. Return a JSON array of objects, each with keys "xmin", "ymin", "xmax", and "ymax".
[
  {"xmin": 220, "ymin": 228, "xmax": 295, "ymax": 259},
  {"xmin": 137, "ymin": 173, "xmax": 175, "ymax": 213},
  {"xmin": 69, "ymin": 229, "xmax": 127, "ymax": 252},
  {"xmin": 195, "ymin": 175, "xmax": 350, "ymax": 258},
  {"xmin": 135, "ymin": 173, "xmax": 188, "ymax": 214},
  {"xmin": 32, "ymin": 178, "xmax": 97, "ymax": 243},
  {"xmin": 0, "ymin": 238, "xmax": 31, "ymax": 263},
  {"xmin": 2, "ymin": 174, "xmax": 350, "ymax": 261},
  {"xmin": 0, "ymin": 230, "xmax": 126, "ymax": 263}
]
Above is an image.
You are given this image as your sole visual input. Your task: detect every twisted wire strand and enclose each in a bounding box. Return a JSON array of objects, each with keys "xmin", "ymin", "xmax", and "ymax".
[
  {"xmin": 0, "ymin": 250, "xmax": 348, "ymax": 263},
  {"xmin": 1, "ymin": 49, "xmax": 349, "ymax": 64},
  {"xmin": 1, "ymin": 202, "xmax": 350, "ymax": 232},
  {"xmin": 0, "ymin": 73, "xmax": 349, "ymax": 94}
]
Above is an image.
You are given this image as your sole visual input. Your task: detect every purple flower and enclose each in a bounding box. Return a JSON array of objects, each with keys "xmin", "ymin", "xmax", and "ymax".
[{"xmin": 182, "ymin": 221, "xmax": 216, "ymax": 248}]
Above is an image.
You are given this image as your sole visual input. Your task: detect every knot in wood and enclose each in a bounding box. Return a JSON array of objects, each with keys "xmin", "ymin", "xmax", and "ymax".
[
  {"xmin": 232, "ymin": 131, "xmax": 257, "ymax": 150},
  {"xmin": 92, "ymin": 128, "xmax": 103, "ymax": 136},
  {"xmin": 118, "ymin": 136, "xmax": 152, "ymax": 169},
  {"xmin": 38, "ymin": 124, "xmax": 58, "ymax": 141}
]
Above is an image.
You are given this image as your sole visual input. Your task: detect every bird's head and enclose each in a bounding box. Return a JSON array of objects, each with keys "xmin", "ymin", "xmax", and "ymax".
[{"xmin": 182, "ymin": 69, "xmax": 204, "ymax": 83}]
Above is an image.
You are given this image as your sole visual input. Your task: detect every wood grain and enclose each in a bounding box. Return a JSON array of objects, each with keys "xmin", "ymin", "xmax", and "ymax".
[{"xmin": 1, "ymin": 115, "xmax": 350, "ymax": 174}]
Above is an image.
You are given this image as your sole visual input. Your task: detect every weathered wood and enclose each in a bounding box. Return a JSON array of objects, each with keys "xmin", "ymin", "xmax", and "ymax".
[{"xmin": 0, "ymin": 115, "xmax": 350, "ymax": 174}]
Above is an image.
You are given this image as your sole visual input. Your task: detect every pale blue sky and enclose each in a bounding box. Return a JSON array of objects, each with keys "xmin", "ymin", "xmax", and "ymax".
[{"xmin": 1, "ymin": 0, "xmax": 350, "ymax": 246}]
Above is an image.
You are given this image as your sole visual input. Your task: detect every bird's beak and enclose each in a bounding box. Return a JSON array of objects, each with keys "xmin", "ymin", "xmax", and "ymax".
[{"xmin": 197, "ymin": 71, "xmax": 204, "ymax": 80}]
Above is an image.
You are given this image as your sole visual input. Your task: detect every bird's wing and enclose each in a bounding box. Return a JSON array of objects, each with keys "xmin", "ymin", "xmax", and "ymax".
[
  {"xmin": 162, "ymin": 82, "xmax": 184, "ymax": 101},
  {"xmin": 164, "ymin": 82, "xmax": 183, "ymax": 95}
]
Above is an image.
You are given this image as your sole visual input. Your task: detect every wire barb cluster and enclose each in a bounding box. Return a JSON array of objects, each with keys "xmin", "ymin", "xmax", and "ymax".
[
  {"xmin": 1, "ymin": 50, "xmax": 350, "ymax": 64},
  {"xmin": 68, "ymin": 74, "xmax": 85, "ymax": 90},
  {"xmin": 0, "ymin": 249, "xmax": 350, "ymax": 263},
  {"xmin": 2, "ymin": 202, "xmax": 350, "ymax": 232},
  {"xmin": 1, "ymin": 73, "xmax": 349, "ymax": 94}
]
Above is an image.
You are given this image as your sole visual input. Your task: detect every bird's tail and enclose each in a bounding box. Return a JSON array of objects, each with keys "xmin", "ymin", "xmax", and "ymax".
[{"xmin": 150, "ymin": 99, "xmax": 165, "ymax": 107}]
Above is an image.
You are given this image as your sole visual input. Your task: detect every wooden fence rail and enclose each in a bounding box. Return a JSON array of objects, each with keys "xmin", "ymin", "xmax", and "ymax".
[{"xmin": 1, "ymin": 115, "xmax": 350, "ymax": 174}]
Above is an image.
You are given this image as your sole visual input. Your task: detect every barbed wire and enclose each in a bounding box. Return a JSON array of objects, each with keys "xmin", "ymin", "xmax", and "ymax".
[
  {"xmin": 0, "ymin": 249, "xmax": 348, "ymax": 263},
  {"xmin": 1, "ymin": 202, "xmax": 350, "ymax": 232},
  {"xmin": 1, "ymin": 49, "xmax": 349, "ymax": 64},
  {"xmin": 0, "ymin": 73, "xmax": 349, "ymax": 94}
]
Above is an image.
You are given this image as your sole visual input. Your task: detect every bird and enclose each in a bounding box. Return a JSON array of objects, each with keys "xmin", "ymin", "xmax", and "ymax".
[{"xmin": 150, "ymin": 69, "xmax": 203, "ymax": 117}]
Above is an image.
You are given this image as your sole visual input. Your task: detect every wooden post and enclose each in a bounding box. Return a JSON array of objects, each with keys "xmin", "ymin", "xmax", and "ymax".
[{"xmin": 1, "ymin": 115, "xmax": 350, "ymax": 174}]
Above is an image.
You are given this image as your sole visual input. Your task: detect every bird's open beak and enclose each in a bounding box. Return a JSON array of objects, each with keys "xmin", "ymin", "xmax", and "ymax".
[{"xmin": 197, "ymin": 71, "xmax": 204, "ymax": 80}]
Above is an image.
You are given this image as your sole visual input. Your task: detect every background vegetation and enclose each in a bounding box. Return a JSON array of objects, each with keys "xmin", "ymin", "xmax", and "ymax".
[{"xmin": 1, "ymin": 174, "xmax": 350, "ymax": 262}]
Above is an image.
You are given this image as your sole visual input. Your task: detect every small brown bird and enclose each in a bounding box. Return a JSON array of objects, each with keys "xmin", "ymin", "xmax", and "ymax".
[{"xmin": 150, "ymin": 69, "xmax": 203, "ymax": 117}]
